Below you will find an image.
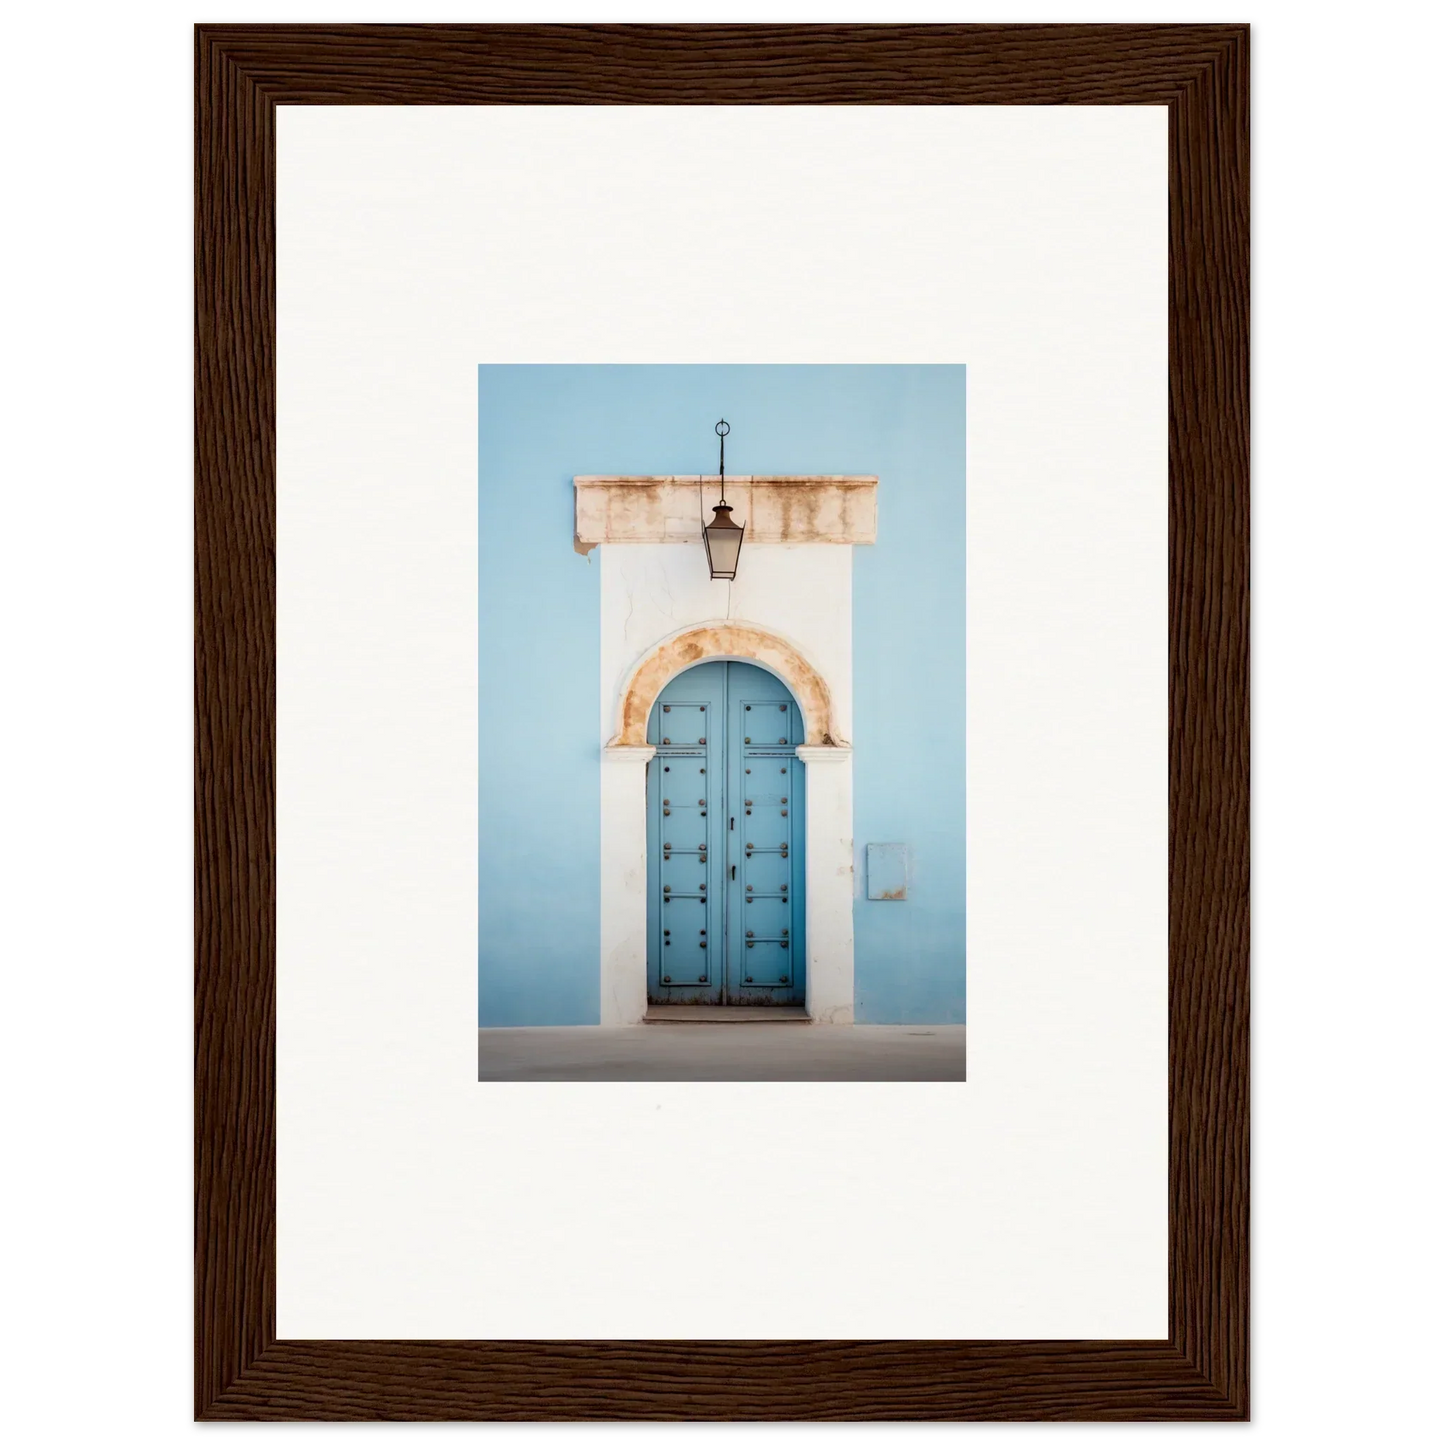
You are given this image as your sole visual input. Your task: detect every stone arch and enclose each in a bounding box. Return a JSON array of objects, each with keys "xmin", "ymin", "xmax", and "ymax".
[{"xmin": 611, "ymin": 622, "xmax": 841, "ymax": 748}]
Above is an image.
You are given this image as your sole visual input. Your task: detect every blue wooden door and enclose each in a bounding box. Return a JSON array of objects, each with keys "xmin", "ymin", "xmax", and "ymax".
[{"xmin": 646, "ymin": 661, "xmax": 805, "ymax": 1006}]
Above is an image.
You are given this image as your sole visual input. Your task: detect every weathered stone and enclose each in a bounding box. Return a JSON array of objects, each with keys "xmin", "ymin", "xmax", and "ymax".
[
  {"xmin": 575, "ymin": 474, "xmax": 878, "ymax": 549},
  {"xmin": 610, "ymin": 621, "xmax": 842, "ymax": 749}
]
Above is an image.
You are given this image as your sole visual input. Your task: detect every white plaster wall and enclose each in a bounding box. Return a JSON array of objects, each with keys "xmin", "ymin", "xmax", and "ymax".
[
  {"xmin": 599, "ymin": 543, "xmax": 853, "ymax": 741},
  {"xmin": 598, "ymin": 745, "xmax": 654, "ymax": 1025},
  {"xmin": 796, "ymin": 745, "xmax": 857, "ymax": 1024},
  {"xmin": 599, "ymin": 542, "xmax": 856, "ymax": 1022}
]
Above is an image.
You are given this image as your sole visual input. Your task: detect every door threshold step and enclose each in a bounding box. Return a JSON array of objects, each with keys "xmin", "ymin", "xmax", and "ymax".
[{"xmin": 644, "ymin": 1006, "xmax": 810, "ymax": 1024}]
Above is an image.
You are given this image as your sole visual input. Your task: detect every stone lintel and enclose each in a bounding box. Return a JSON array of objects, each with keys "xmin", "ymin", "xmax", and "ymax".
[{"xmin": 574, "ymin": 475, "xmax": 878, "ymax": 552}]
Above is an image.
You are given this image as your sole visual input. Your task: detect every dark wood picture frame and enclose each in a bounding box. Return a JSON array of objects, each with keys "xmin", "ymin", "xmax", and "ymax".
[{"xmin": 196, "ymin": 23, "xmax": 1248, "ymax": 1421}]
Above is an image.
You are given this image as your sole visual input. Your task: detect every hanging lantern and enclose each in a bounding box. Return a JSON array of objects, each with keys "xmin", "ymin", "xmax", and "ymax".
[{"xmin": 702, "ymin": 418, "xmax": 745, "ymax": 580}]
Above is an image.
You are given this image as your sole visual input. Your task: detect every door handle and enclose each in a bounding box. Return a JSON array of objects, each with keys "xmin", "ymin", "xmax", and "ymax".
[{"xmin": 731, "ymin": 865, "xmax": 736, "ymax": 880}]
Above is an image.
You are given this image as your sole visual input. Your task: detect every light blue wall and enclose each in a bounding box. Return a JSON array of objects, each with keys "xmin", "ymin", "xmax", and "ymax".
[{"xmin": 479, "ymin": 366, "xmax": 965, "ymax": 1025}]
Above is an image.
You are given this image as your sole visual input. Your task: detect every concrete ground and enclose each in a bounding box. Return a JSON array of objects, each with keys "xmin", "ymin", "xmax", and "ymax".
[{"xmin": 477, "ymin": 1023, "xmax": 966, "ymax": 1081}]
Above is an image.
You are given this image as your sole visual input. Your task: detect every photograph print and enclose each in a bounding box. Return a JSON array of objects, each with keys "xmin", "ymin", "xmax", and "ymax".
[{"xmin": 477, "ymin": 364, "xmax": 966, "ymax": 1080}]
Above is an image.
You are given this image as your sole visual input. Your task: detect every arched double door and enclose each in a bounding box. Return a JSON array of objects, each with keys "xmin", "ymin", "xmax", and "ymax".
[{"xmin": 645, "ymin": 661, "xmax": 806, "ymax": 1006}]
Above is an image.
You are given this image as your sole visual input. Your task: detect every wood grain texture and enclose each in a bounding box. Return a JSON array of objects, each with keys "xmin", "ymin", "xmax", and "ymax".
[{"xmin": 195, "ymin": 23, "xmax": 1248, "ymax": 1421}]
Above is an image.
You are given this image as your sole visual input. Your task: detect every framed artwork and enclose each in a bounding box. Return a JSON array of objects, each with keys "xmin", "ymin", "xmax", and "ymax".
[{"xmin": 196, "ymin": 23, "xmax": 1247, "ymax": 1420}]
